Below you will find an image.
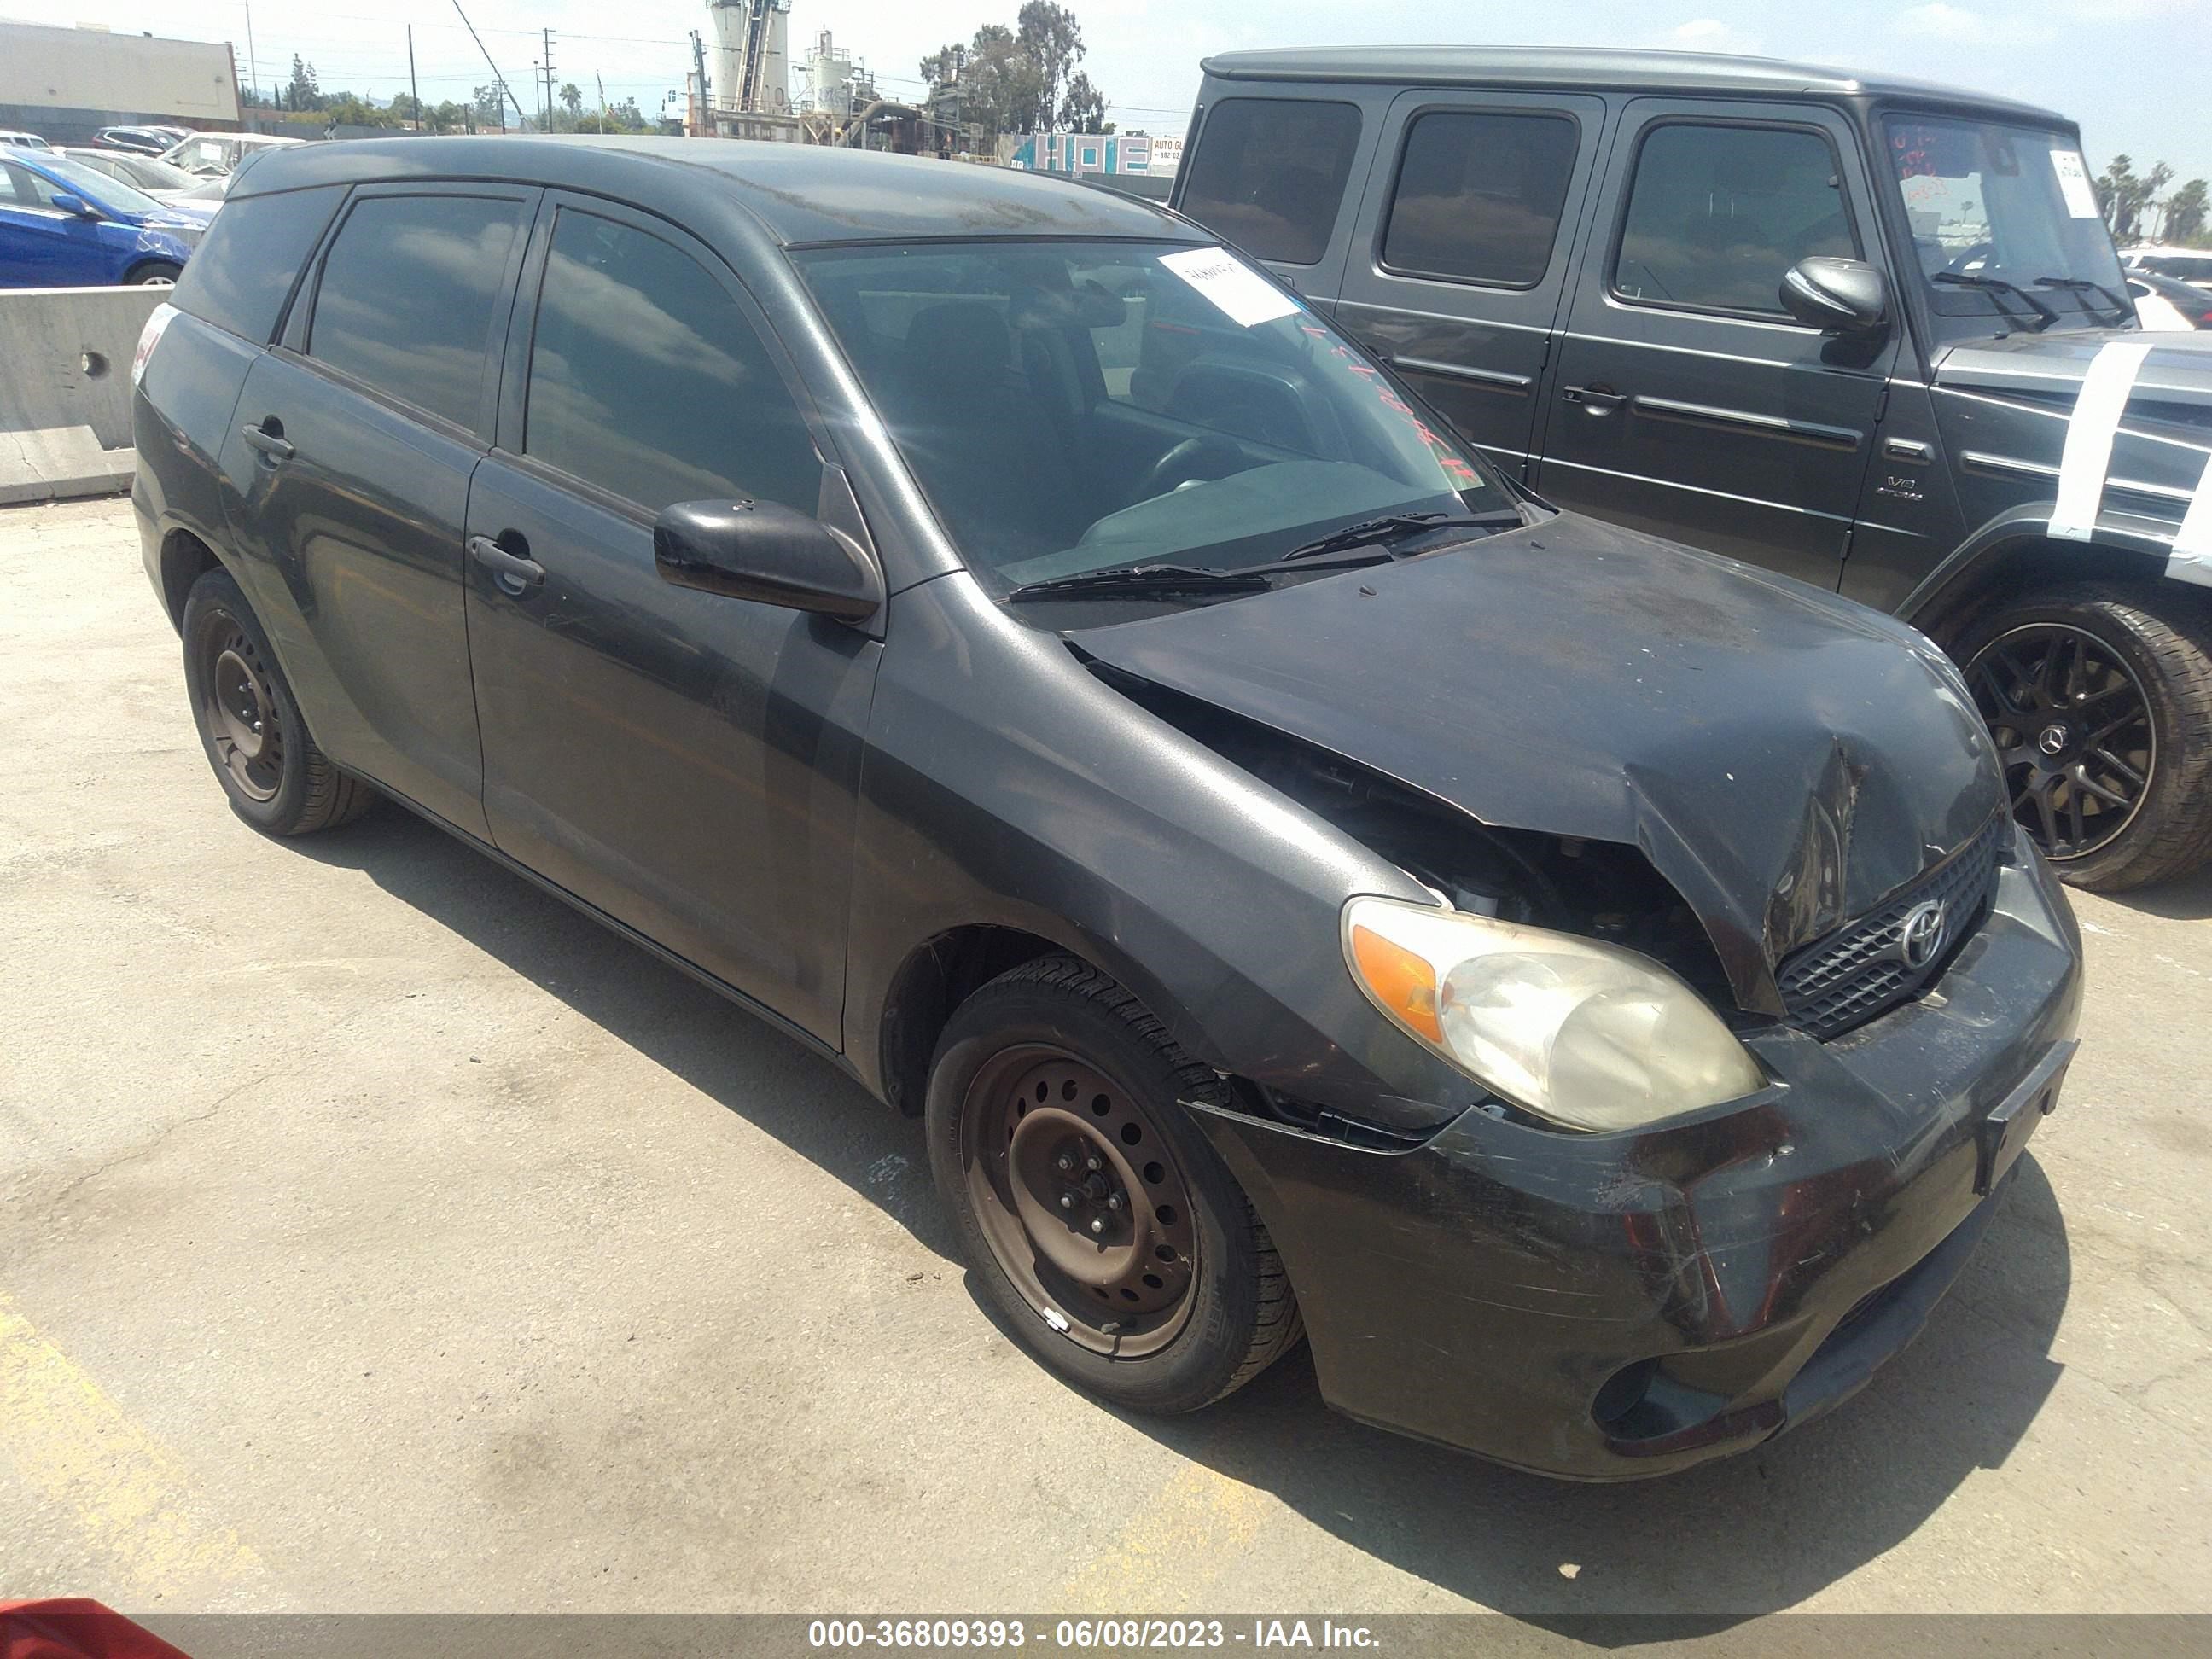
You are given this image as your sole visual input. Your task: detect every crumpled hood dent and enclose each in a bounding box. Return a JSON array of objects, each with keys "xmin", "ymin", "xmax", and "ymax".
[{"xmin": 1075, "ymin": 518, "xmax": 2005, "ymax": 1016}]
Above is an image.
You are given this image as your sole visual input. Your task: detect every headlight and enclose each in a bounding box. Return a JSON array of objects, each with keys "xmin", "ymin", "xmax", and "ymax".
[{"xmin": 1342, "ymin": 895, "xmax": 1764, "ymax": 1132}]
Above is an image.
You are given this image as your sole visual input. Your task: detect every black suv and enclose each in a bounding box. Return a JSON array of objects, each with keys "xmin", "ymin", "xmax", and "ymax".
[
  {"xmin": 131, "ymin": 137, "xmax": 2081, "ymax": 1479},
  {"xmin": 1176, "ymin": 46, "xmax": 2212, "ymax": 890}
]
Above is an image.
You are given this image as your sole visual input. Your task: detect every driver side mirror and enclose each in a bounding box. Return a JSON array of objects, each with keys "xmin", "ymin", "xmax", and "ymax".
[
  {"xmin": 1780, "ymin": 257, "xmax": 1889, "ymax": 336},
  {"xmin": 49, "ymin": 192, "xmax": 99, "ymax": 220},
  {"xmin": 653, "ymin": 498, "xmax": 882, "ymax": 623}
]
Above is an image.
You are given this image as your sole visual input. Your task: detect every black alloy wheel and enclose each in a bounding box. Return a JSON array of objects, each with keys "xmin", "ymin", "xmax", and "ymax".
[
  {"xmin": 1966, "ymin": 621, "xmax": 2151, "ymax": 860},
  {"xmin": 1955, "ymin": 583, "xmax": 2212, "ymax": 891}
]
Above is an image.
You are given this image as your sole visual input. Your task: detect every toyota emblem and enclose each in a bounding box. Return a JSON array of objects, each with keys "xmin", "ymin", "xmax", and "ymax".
[{"xmin": 1897, "ymin": 900, "xmax": 1949, "ymax": 969}]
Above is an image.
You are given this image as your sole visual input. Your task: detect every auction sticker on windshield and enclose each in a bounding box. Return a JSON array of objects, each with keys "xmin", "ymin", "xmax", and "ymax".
[
  {"xmin": 1159, "ymin": 247, "xmax": 1301, "ymax": 328},
  {"xmin": 2050, "ymin": 148, "xmax": 2101, "ymax": 218}
]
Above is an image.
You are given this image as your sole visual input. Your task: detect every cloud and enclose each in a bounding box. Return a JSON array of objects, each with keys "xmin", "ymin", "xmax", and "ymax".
[
  {"xmin": 1897, "ymin": 2, "xmax": 1994, "ymax": 38},
  {"xmin": 1662, "ymin": 20, "xmax": 1765, "ymax": 54}
]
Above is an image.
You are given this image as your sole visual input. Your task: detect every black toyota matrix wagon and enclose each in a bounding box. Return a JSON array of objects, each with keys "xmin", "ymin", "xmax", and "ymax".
[{"xmin": 131, "ymin": 139, "xmax": 2083, "ymax": 1480}]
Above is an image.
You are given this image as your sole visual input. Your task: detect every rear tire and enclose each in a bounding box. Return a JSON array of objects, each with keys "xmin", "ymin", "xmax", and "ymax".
[
  {"xmin": 181, "ymin": 567, "xmax": 376, "ymax": 835},
  {"xmin": 925, "ymin": 956, "xmax": 1302, "ymax": 1414},
  {"xmin": 1955, "ymin": 582, "xmax": 2212, "ymax": 891}
]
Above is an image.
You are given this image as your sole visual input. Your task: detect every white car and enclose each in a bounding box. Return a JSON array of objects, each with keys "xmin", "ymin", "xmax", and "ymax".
[
  {"xmin": 2122, "ymin": 244, "xmax": 2212, "ymax": 293},
  {"xmin": 0, "ymin": 129, "xmax": 52, "ymax": 151},
  {"xmin": 158, "ymin": 131, "xmax": 303, "ymax": 178}
]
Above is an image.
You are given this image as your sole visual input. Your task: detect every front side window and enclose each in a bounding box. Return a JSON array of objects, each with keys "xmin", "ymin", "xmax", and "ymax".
[
  {"xmin": 1886, "ymin": 115, "xmax": 2130, "ymax": 335},
  {"xmin": 307, "ymin": 194, "xmax": 525, "ymax": 429},
  {"xmin": 1382, "ymin": 110, "xmax": 1580, "ymax": 288},
  {"xmin": 1614, "ymin": 123, "xmax": 1856, "ymax": 317},
  {"xmin": 523, "ymin": 209, "xmax": 818, "ymax": 513},
  {"xmin": 794, "ymin": 239, "xmax": 1509, "ymax": 593},
  {"xmin": 1178, "ymin": 99, "xmax": 1363, "ymax": 266}
]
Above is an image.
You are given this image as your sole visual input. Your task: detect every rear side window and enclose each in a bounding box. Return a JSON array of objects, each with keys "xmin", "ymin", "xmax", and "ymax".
[
  {"xmin": 1381, "ymin": 111, "xmax": 1581, "ymax": 287},
  {"xmin": 168, "ymin": 184, "xmax": 344, "ymax": 344},
  {"xmin": 307, "ymin": 193, "xmax": 526, "ymax": 428},
  {"xmin": 1179, "ymin": 98, "xmax": 1362, "ymax": 266},
  {"xmin": 522, "ymin": 209, "xmax": 819, "ymax": 513},
  {"xmin": 1613, "ymin": 123, "xmax": 1856, "ymax": 317}
]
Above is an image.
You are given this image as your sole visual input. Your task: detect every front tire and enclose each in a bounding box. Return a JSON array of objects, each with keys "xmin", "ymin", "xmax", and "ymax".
[
  {"xmin": 1957, "ymin": 582, "xmax": 2212, "ymax": 891},
  {"xmin": 127, "ymin": 261, "xmax": 183, "ymax": 285},
  {"xmin": 181, "ymin": 567, "xmax": 375, "ymax": 835},
  {"xmin": 925, "ymin": 957, "xmax": 1302, "ymax": 1414}
]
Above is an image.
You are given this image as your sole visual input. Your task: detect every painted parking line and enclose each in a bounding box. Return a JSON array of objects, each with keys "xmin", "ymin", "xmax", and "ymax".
[
  {"xmin": 1058, "ymin": 1463, "xmax": 1268, "ymax": 1611},
  {"xmin": 0, "ymin": 1290, "xmax": 263, "ymax": 1596}
]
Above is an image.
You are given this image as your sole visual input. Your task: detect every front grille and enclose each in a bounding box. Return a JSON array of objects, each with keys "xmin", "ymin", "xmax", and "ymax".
[{"xmin": 1776, "ymin": 816, "xmax": 2007, "ymax": 1040}]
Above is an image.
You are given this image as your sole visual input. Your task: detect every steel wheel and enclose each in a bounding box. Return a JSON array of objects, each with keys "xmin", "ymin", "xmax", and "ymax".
[
  {"xmin": 957, "ymin": 1044, "xmax": 1199, "ymax": 1358},
  {"xmin": 1966, "ymin": 621, "xmax": 2152, "ymax": 861},
  {"xmin": 196, "ymin": 612, "xmax": 285, "ymax": 803}
]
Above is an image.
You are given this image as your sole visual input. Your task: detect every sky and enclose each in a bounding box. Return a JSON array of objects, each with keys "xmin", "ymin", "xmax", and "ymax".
[{"xmin": 9, "ymin": 0, "xmax": 2209, "ymax": 194}]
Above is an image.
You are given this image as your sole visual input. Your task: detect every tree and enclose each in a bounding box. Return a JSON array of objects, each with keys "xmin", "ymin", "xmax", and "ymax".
[
  {"xmin": 2097, "ymin": 154, "xmax": 2173, "ymax": 242},
  {"xmin": 1059, "ymin": 72, "xmax": 1108, "ymax": 135},
  {"xmin": 560, "ymin": 83, "xmax": 584, "ymax": 126},
  {"xmin": 472, "ymin": 84, "xmax": 509, "ymax": 131},
  {"xmin": 1014, "ymin": 2, "xmax": 1084, "ymax": 132},
  {"xmin": 2167, "ymin": 178, "xmax": 2209, "ymax": 244},
  {"xmin": 285, "ymin": 54, "xmax": 323, "ymax": 113}
]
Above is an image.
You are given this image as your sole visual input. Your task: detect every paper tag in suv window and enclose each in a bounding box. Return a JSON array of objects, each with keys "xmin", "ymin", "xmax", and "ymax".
[
  {"xmin": 1159, "ymin": 247, "xmax": 1301, "ymax": 328},
  {"xmin": 132, "ymin": 301, "xmax": 178, "ymax": 388},
  {"xmin": 2050, "ymin": 149, "xmax": 2101, "ymax": 218}
]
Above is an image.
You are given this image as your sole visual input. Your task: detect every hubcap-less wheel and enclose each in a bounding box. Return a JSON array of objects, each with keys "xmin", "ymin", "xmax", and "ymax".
[
  {"xmin": 958, "ymin": 1045, "xmax": 1198, "ymax": 1357},
  {"xmin": 1966, "ymin": 622, "xmax": 2152, "ymax": 860},
  {"xmin": 198, "ymin": 615, "xmax": 284, "ymax": 801}
]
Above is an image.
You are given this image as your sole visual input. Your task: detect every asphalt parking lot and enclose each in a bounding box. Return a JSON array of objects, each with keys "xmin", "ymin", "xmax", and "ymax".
[{"xmin": 3, "ymin": 494, "xmax": 2210, "ymax": 1623}]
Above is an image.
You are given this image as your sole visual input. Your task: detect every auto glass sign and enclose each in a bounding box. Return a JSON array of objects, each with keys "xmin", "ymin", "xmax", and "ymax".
[{"xmin": 1158, "ymin": 247, "xmax": 1300, "ymax": 329}]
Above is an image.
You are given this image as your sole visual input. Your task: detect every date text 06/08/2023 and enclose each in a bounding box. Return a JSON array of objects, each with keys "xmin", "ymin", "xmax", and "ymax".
[{"xmin": 807, "ymin": 1620, "xmax": 1382, "ymax": 1650}]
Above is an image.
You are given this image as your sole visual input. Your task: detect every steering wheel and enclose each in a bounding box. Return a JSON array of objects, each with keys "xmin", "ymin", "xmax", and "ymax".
[
  {"xmin": 1941, "ymin": 240, "xmax": 1994, "ymax": 276},
  {"xmin": 1132, "ymin": 437, "xmax": 1246, "ymax": 504}
]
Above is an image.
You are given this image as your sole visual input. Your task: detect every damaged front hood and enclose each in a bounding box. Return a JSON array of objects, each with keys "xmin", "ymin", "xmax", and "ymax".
[{"xmin": 1076, "ymin": 517, "xmax": 2004, "ymax": 1016}]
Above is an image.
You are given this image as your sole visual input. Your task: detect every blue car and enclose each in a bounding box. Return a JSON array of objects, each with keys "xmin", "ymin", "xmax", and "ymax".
[{"xmin": 0, "ymin": 148, "xmax": 214, "ymax": 288}]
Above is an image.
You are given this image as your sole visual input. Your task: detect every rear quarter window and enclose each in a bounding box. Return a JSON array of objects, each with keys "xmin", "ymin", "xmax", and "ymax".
[
  {"xmin": 168, "ymin": 184, "xmax": 345, "ymax": 344},
  {"xmin": 1381, "ymin": 110, "xmax": 1580, "ymax": 288},
  {"xmin": 1179, "ymin": 97, "xmax": 1362, "ymax": 266}
]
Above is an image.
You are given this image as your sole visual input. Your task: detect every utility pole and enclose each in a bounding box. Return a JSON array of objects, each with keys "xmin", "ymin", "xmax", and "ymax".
[
  {"xmin": 242, "ymin": 1, "xmax": 260, "ymax": 109},
  {"xmin": 542, "ymin": 29, "xmax": 556, "ymax": 133},
  {"xmin": 407, "ymin": 26, "xmax": 420, "ymax": 131},
  {"xmin": 449, "ymin": 0, "xmax": 527, "ymax": 131},
  {"xmin": 690, "ymin": 30, "xmax": 708, "ymax": 136}
]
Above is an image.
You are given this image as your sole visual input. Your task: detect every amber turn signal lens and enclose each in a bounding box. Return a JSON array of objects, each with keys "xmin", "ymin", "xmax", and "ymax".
[{"xmin": 1349, "ymin": 923, "xmax": 1442, "ymax": 1044}]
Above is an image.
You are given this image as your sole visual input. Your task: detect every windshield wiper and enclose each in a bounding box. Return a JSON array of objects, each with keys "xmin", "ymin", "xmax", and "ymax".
[
  {"xmin": 1277, "ymin": 509, "xmax": 1522, "ymax": 565},
  {"xmin": 1931, "ymin": 271, "xmax": 2059, "ymax": 331},
  {"xmin": 1004, "ymin": 562, "xmax": 1275, "ymax": 602},
  {"xmin": 2034, "ymin": 275, "xmax": 2134, "ymax": 327}
]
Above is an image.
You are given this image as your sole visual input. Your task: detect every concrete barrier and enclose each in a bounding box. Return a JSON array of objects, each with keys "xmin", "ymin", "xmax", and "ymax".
[{"xmin": 1, "ymin": 284, "xmax": 166, "ymax": 504}]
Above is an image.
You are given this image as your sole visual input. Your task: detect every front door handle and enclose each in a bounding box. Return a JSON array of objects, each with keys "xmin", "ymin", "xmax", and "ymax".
[
  {"xmin": 1562, "ymin": 383, "xmax": 1626, "ymax": 415},
  {"xmin": 240, "ymin": 421, "xmax": 294, "ymax": 463},
  {"xmin": 467, "ymin": 533, "xmax": 544, "ymax": 591}
]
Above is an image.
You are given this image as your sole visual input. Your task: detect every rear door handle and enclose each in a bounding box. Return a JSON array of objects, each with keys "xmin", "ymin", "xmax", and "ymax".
[
  {"xmin": 1562, "ymin": 383, "xmax": 1627, "ymax": 414},
  {"xmin": 240, "ymin": 422, "xmax": 294, "ymax": 463},
  {"xmin": 467, "ymin": 533, "xmax": 544, "ymax": 591}
]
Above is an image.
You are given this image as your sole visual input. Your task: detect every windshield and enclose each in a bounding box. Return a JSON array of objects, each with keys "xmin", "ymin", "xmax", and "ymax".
[
  {"xmin": 14, "ymin": 152, "xmax": 167, "ymax": 217},
  {"xmin": 1885, "ymin": 114, "xmax": 2129, "ymax": 335},
  {"xmin": 790, "ymin": 239, "xmax": 1509, "ymax": 594},
  {"xmin": 101, "ymin": 152, "xmax": 197, "ymax": 192}
]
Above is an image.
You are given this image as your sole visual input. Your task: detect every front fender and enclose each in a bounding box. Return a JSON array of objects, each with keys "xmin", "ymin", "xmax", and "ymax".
[{"xmin": 1897, "ymin": 497, "xmax": 2195, "ymax": 630}]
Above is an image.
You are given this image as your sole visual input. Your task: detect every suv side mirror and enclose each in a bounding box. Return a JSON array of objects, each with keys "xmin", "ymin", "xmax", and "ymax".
[
  {"xmin": 653, "ymin": 498, "xmax": 882, "ymax": 623},
  {"xmin": 1780, "ymin": 257, "xmax": 1889, "ymax": 336},
  {"xmin": 50, "ymin": 191, "xmax": 99, "ymax": 219}
]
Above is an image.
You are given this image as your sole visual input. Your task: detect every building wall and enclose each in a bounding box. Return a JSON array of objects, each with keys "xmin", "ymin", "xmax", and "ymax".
[{"xmin": 0, "ymin": 21, "xmax": 238, "ymax": 133}]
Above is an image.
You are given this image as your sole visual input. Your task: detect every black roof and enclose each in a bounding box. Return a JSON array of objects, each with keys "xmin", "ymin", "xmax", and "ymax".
[
  {"xmin": 231, "ymin": 136, "xmax": 1201, "ymax": 247},
  {"xmin": 1200, "ymin": 46, "xmax": 2069, "ymax": 126}
]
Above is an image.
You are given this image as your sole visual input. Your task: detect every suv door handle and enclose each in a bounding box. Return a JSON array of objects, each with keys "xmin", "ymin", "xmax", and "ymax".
[
  {"xmin": 1562, "ymin": 384, "xmax": 1626, "ymax": 415},
  {"xmin": 468, "ymin": 533, "xmax": 544, "ymax": 591},
  {"xmin": 240, "ymin": 421, "xmax": 294, "ymax": 463}
]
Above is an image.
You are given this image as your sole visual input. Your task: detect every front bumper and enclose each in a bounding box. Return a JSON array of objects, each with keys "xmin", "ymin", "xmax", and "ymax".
[{"xmin": 1196, "ymin": 835, "xmax": 2082, "ymax": 1480}]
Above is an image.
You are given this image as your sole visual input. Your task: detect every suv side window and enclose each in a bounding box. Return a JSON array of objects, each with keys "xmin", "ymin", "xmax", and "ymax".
[
  {"xmin": 170, "ymin": 184, "xmax": 345, "ymax": 343},
  {"xmin": 1613, "ymin": 123, "xmax": 1857, "ymax": 317},
  {"xmin": 307, "ymin": 194, "xmax": 526, "ymax": 428},
  {"xmin": 1179, "ymin": 98, "xmax": 1362, "ymax": 266},
  {"xmin": 1381, "ymin": 110, "xmax": 1580, "ymax": 288},
  {"xmin": 522, "ymin": 208, "xmax": 819, "ymax": 513}
]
